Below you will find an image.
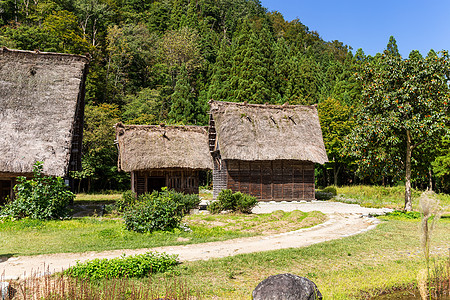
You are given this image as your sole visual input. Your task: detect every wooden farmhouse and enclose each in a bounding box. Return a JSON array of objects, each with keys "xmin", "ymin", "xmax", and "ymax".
[
  {"xmin": 115, "ymin": 123, "xmax": 213, "ymax": 195},
  {"xmin": 209, "ymin": 100, "xmax": 328, "ymax": 201},
  {"xmin": 0, "ymin": 48, "xmax": 89, "ymax": 205}
]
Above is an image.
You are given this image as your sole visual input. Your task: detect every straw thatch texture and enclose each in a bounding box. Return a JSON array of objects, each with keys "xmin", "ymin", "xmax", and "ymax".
[
  {"xmin": 209, "ymin": 101, "xmax": 328, "ymax": 164},
  {"xmin": 116, "ymin": 124, "xmax": 213, "ymax": 172},
  {"xmin": 0, "ymin": 48, "xmax": 89, "ymax": 177}
]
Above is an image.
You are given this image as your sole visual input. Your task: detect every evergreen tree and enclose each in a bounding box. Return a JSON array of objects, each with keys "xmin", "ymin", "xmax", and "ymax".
[{"xmin": 168, "ymin": 65, "xmax": 197, "ymax": 124}]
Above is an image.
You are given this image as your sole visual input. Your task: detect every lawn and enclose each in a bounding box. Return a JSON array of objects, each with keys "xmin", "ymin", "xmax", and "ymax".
[
  {"xmin": 159, "ymin": 215, "xmax": 450, "ymax": 299},
  {"xmin": 0, "ymin": 210, "xmax": 326, "ymax": 256}
]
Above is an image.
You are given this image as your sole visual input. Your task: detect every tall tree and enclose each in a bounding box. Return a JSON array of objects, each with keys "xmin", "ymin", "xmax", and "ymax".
[
  {"xmin": 318, "ymin": 97, "xmax": 354, "ymax": 186},
  {"xmin": 347, "ymin": 49, "xmax": 450, "ymax": 211}
]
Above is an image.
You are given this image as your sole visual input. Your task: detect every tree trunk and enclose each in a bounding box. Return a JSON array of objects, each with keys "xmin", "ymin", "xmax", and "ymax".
[
  {"xmin": 428, "ymin": 168, "xmax": 433, "ymax": 191},
  {"xmin": 333, "ymin": 163, "xmax": 340, "ymax": 186},
  {"xmin": 404, "ymin": 130, "xmax": 413, "ymax": 211}
]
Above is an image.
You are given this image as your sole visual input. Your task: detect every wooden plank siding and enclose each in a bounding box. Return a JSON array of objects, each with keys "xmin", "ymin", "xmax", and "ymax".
[
  {"xmin": 132, "ymin": 169, "xmax": 200, "ymax": 196},
  {"xmin": 214, "ymin": 160, "xmax": 315, "ymax": 202}
]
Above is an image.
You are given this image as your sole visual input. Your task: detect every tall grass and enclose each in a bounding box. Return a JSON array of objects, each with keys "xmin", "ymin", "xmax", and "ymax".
[
  {"xmin": 418, "ymin": 191, "xmax": 448, "ymax": 299},
  {"xmin": 336, "ymin": 185, "xmax": 450, "ymax": 211},
  {"xmin": 6, "ymin": 271, "xmax": 200, "ymax": 300}
]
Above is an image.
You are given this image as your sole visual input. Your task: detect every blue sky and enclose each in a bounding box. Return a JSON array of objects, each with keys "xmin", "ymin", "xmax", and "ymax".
[{"xmin": 259, "ymin": 0, "xmax": 450, "ymax": 57}]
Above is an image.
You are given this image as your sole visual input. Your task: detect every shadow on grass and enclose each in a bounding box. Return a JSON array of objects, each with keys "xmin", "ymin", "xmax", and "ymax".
[{"xmin": 0, "ymin": 254, "xmax": 17, "ymax": 263}]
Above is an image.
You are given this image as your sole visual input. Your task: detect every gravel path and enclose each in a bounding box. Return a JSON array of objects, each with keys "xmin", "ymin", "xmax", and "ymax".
[{"xmin": 1, "ymin": 201, "xmax": 392, "ymax": 280}]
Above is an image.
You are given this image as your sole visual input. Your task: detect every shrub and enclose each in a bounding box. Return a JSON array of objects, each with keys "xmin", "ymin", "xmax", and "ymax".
[
  {"xmin": 65, "ymin": 251, "xmax": 179, "ymax": 280},
  {"xmin": 322, "ymin": 186, "xmax": 337, "ymax": 196},
  {"xmin": 123, "ymin": 188, "xmax": 199, "ymax": 233},
  {"xmin": 234, "ymin": 192, "xmax": 259, "ymax": 214},
  {"xmin": 315, "ymin": 191, "xmax": 334, "ymax": 201},
  {"xmin": 116, "ymin": 190, "xmax": 137, "ymax": 212},
  {"xmin": 124, "ymin": 191, "xmax": 182, "ymax": 233},
  {"xmin": 1, "ymin": 162, "xmax": 74, "ymax": 220},
  {"xmin": 169, "ymin": 190, "xmax": 201, "ymax": 214},
  {"xmin": 207, "ymin": 190, "xmax": 258, "ymax": 214}
]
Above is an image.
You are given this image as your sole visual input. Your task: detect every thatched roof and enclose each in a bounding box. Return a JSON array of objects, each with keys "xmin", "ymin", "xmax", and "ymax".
[
  {"xmin": 0, "ymin": 48, "xmax": 89, "ymax": 177},
  {"xmin": 115, "ymin": 123, "xmax": 213, "ymax": 172},
  {"xmin": 209, "ymin": 101, "xmax": 328, "ymax": 164}
]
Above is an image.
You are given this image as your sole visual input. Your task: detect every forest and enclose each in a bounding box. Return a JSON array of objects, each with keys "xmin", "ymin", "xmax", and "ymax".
[{"xmin": 1, "ymin": 0, "xmax": 449, "ymax": 194}]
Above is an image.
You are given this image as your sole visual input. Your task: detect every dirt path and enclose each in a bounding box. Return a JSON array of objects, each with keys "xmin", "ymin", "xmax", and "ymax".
[{"xmin": 1, "ymin": 202, "xmax": 391, "ymax": 280}]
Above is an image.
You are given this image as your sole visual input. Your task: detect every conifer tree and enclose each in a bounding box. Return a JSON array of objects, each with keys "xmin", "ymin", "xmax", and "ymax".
[{"xmin": 168, "ymin": 65, "xmax": 197, "ymax": 124}]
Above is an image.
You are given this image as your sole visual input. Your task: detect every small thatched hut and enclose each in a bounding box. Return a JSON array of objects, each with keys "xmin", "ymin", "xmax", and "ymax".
[
  {"xmin": 209, "ymin": 100, "xmax": 328, "ymax": 201},
  {"xmin": 115, "ymin": 123, "xmax": 213, "ymax": 195},
  {"xmin": 0, "ymin": 48, "xmax": 89, "ymax": 204}
]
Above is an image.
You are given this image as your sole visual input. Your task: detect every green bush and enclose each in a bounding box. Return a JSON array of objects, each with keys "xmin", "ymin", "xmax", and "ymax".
[
  {"xmin": 123, "ymin": 188, "xmax": 199, "ymax": 233},
  {"xmin": 116, "ymin": 190, "xmax": 137, "ymax": 212},
  {"xmin": 322, "ymin": 186, "xmax": 337, "ymax": 196},
  {"xmin": 315, "ymin": 191, "xmax": 334, "ymax": 201},
  {"xmin": 65, "ymin": 251, "xmax": 178, "ymax": 280},
  {"xmin": 169, "ymin": 191, "xmax": 201, "ymax": 214},
  {"xmin": 207, "ymin": 190, "xmax": 258, "ymax": 214},
  {"xmin": 1, "ymin": 162, "xmax": 74, "ymax": 220}
]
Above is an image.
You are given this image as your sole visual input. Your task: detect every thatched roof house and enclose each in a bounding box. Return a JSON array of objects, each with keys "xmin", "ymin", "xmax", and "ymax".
[
  {"xmin": 209, "ymin": 100, "xmax": 328, "ymax": 201},
  {"xmin": 115, "ymin": 123, "xmax": 213, "ymax": 195},
  {"xmin": 0, "ymin": 48, "xmax": 89, "ymax": 203}
]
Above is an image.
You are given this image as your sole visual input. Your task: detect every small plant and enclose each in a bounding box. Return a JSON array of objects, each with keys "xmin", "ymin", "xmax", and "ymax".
[
  {"xmin": 418, "ymin": 191, "xmax": 446, "ymax": 299},
  {"xmin": 169, "ymin": 191, "xmax": 201, "ymax": 215},
  {"xmin": 65, "ymin": 251, "xmax": 179, "ymax": 280},
  {"xmin": 322, "ymin": 186, "xmax": 337, "ymax": 196},
  {"xmin": 116, "ymin": 190, "xmax": 137, "ymax": 212},
  {"xmin": 1, "ymin": 161, "xmax": 74, "ymax": 220},
  {"xmin": 207, "ymin": 190, "xmax": 258, "ymax": 214},
  {"xmin": 315, "ymin": 190, "xmax": 334, "ymax": 201}
]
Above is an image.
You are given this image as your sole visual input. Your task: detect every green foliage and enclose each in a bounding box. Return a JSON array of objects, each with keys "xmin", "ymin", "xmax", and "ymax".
[
  {"xmin": 207, "ymin": 189, "xmax": 258, "ymax": 214},
  {"xmin": 314, "ymin": 191, "xmax": 334, "ymax": 201},
  {"xmin": 1, "ymin": 0, "xmax": 362, "ymax": 191},
  {"xmin": 385, "ymin": 210, "xmax": 421, "ymax": 219},
  {"xmin": 123, "ymin": 188, "xmax": 199, "ymax": 233},
  {"xmin": 1, "ymin": 162, "xmax": 74, "ymax": 220},
  {"xmin": 322, "ymin": 186, "xmax": 337, "ymax": 196},
  {"xmin": 65, "ymin": 251, "xmax": 179, "ymax": 279},
  {"xmin": 347, "ymin": 41, "xmax": 450, "ymax": 209},
  {"xmin": 116, "ymin": 190, "xmax": 137, "ymax": 212}
]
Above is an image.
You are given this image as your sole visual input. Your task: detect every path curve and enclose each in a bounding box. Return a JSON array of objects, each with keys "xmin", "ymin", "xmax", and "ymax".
[{"xmin": 1, "ymin": 201, "xmax": 391, "ymax": 280}]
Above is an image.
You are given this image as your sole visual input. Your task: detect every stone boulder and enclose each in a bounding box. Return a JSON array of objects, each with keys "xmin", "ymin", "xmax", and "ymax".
[{"xmin": 252, "ymin": 273, "xmax": 322, "ymax": 300}]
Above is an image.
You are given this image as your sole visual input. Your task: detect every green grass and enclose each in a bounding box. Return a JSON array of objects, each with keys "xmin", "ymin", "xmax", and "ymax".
[
  {"xmin": 0, "ymin": 210, "xmax": 325, "ymax": 256},
  {"xmin": 152, "ymin": 216, "xmax": 450, "ymax": 299},
  {"xmin": 75, "ymin": 193, "xmax": 122, "ymax": 203},
  {"xmin": 335, "ymin": 185, "xmax": 450, "ymax": 212}
]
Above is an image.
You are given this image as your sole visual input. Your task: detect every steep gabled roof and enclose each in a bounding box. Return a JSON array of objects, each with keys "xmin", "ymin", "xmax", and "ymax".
[
  {"xmin": 0, "ymin": 48, "xmax": 89, "ymax": 177},
  {"xmin": 115, "ymin": 123, "xmax": 213, "ymax": 172},
  {"xmin": 209, "ymin": 100, "xmax": 328, "ymax": 164}
]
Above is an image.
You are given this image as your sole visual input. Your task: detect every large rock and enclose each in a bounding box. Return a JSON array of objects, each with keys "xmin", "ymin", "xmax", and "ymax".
[{"xmin": 252, "ymin": 273, "xmax": 322, "ymax": 300}]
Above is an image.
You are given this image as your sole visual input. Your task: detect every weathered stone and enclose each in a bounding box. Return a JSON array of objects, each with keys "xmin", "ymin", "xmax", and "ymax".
[{"xmin": 252, "ymin": 273, "xmax": 322, "ymax": 300}]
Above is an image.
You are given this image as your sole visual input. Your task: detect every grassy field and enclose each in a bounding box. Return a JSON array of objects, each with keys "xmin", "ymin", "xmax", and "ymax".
[
  {"xmin": 74, "ymin": 193, "xmax": 122, "ymax": 203},
  {"xmin": 335, "ymin": 185, "xmax": 450, "ymax": 212},
  {"xmin": 6, "ymin": 187, "xmax": 450, "ymax": 298},
  {"xmin": 157, "ymin": 216, "xmax": 450, "ymax": 299},
  {"xmin": 0, "ymin": 210, "xmax": 325, "ymax": 256}
]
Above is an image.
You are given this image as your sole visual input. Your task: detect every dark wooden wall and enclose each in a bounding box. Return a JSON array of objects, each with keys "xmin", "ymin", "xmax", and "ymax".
[
  {"xmin": 132, "ymin": 169, "xmax": 200, "ymax": 196},
  {"xmin": 0, "ymin": 175, "xmax": 17, "ymax": 205},
  {"xmin": 213, "ymin": 160, "xmax": 315, "ymax": 201}
]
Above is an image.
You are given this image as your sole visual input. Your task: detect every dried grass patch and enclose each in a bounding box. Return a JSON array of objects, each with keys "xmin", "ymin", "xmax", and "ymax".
[{"xmin": 185, "ymin": 210, "xmax": 327, "ymax": 235}]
